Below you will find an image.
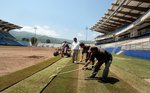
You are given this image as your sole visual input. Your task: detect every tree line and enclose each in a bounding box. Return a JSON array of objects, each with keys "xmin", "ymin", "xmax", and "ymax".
[{"xmin": 22, "ymin": 37, "xmax": 51, "ymax": 45}]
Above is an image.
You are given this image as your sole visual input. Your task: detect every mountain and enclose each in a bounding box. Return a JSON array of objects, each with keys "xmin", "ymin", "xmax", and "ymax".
[
  {"xmin": 9, "ymin": 31, "xmax": 72, "ymax": 44},
  {"xmin": 9, "ymin": 31, "xmax": 93, "ymax": 44}
]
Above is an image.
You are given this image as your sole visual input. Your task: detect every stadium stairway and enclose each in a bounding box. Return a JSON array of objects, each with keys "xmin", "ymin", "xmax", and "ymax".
[
  {"xmin": 105, "ymin": 46, "xmax": 122, "ymax": 54},
  {"xmin": 18, "ymin": 41, "xmax": 31, "ymax": 46},
  {"xmin": 105, "ymin": 46, "xmax": 150, "ymax": 60},
  {"xmin": 116, "ymin": 50, "xmax": 124, "ymax": 55}
]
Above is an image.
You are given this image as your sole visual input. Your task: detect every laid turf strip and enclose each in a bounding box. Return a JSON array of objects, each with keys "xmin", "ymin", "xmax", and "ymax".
[
  {"xmin": 1, "ymin": 58, "xmax": 71, "ymax": 93},
  {"xmin": 111, "ymin": 65, "xmax": 149, "ymax": 93},
  {"xmin": 77, "ymin": 55, "xmax": 150, "ymax": 93},
  {"xmin": 76, "ymin": 65, "xmax": 140, "ymax": 93},
  {"xmin": 111, "ymin": 55, "xmax": 150, "ymax": 93},
  {"xmin": 1, "ymin": 54, "xmax": 149, "ymax": 93},
  {"xmin": 113, "ymin": 55, "xmax": 150, "ymax": 79},
  {"xmin": 42, "ymin": 60, "xmax": 79, "ymax": 93},
  {"xmin": 0, "ymin": 56, "xmax": 61, "ymax": 91}
]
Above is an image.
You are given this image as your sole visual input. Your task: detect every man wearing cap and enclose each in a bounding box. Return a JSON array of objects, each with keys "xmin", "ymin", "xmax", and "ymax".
[
  {"xmin": 79, "ymin": 43, "xmax": 95, "ymax": 69},
  {"xmin": 82, "ymin": 46, "xmax": 112, "ymax": 83}
]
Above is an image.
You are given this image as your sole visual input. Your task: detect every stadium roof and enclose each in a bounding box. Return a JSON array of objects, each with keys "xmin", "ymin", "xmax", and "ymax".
[
  {"xmin": 0, "ymin": 19, "xmax": 22, "ymax": 32},
  {"xmin": 90, "ymin": 0, "xmax": 150, "ymax": 35}
]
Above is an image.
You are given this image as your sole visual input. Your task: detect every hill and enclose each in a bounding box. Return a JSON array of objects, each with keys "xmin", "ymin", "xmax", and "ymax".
[
  {"xmin": 9, "ymin": 31, "xmax": 93, "ymax": 44},
  {"xmin": 9, "ymin": 31, "xmax": 72, "ymax": 44}
]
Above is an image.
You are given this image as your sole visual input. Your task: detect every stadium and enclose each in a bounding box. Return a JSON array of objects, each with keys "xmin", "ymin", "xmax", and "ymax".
[
  {"xmin": 0, "ymin": 19, "xmax": 22, "ymax": 46},
  {"xmin": 91, "ymin": 0, "xmax": 150, "ymax": 60},
  {"xmin": 0, "ymin": 0, "xmax": 150, "ymax": 93}
]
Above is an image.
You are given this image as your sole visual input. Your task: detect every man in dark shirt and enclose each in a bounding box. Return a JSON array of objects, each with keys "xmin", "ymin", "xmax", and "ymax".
[
  {"xmin": 82, "ymin": 46, "xmax": 112, "ymax": 82},
  {"xmin": 79, "ymin": 43, "xmax": 95, "ymax": 68},
  {"xmin": 79, "ymin": 43, "xmax": 90, "ymax": 62}
]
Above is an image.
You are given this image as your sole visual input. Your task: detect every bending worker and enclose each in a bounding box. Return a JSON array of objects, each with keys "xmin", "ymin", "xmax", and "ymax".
[
  {"xmin": 79, "ymin": 43, "xmax": 95, "ymax": 69},
  {"xmin": 82, "ymin": 46, "xmax": 112, "ymax": 83}
]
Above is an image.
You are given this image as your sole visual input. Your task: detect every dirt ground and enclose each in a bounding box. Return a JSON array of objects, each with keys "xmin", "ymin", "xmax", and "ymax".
[{"xmin": 0, "ymin": 46, "xmax": 55, "ymax": 76}]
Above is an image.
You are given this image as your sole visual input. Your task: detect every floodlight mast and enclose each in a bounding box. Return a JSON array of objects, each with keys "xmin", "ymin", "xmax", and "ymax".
[
  {"xmin": 85, "ymin": 27, "xmax": 88, "ymax": 41},
  {"xmin": 34, "ymin": 27, "xmax": 37, "ymax": 46}
]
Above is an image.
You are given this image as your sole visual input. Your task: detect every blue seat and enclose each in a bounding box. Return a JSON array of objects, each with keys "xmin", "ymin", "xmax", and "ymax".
[
  {"xmin": 0, "ymin": 32, "xmax": 23, "ymax": 46},
  {"xmin": 123, "ymin": 50, "xmax": 150, "ymax": 60}
]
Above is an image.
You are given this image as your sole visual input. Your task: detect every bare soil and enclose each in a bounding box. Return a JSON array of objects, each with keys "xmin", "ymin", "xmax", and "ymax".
[{"xmin": 0, "ymin": 46, "xmax": 55, "ymax": 76}]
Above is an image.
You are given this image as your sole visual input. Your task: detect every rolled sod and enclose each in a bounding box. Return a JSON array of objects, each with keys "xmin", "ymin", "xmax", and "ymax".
[
  {"xmin": 0, "ymin": 56, "xmax": 61, "ymax": 91},
  {"xmin": 1, "ymin": 58, "xmax": 71, "ymax": 93}
]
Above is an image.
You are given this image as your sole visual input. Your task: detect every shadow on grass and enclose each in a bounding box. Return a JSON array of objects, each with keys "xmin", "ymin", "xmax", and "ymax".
[
  {"xmin": 56, "ymin": 75, "xmax": 85, "ymax": 81},
  {"xmin": 75, "ymin": 62, "xmax": 85, "ymax": 64},
  {"xmin": 85, "ymin": 77, "xmax": 119, "ymax": 84},
  {"xmin": 102, "ymin": 77, "xmax": 119, "ymax": 84}
]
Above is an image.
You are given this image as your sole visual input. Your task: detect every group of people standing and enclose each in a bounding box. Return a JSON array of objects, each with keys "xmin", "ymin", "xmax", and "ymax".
[{"xmin": 61, "ymin": 37, "xmax": 113, "ymax": 83}]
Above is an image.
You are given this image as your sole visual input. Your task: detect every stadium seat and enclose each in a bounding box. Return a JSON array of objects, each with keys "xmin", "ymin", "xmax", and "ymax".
[
  {"xmin": 123, "ymin": 50, "xmax": 150, "ymax": 60},
  {"xmin": 0, "ymin": 32, "xmax": 23, "ymax": 46}
]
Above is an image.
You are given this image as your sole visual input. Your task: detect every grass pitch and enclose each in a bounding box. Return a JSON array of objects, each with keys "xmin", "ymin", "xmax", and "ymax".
[
  {"xmin": 112, "ymin": 55, "xmax": 150, "ymax": 79},
  {"xmin": 1, "ymin": 58, "xmax": 70, "ymax": 93},
  {"xmin": 42, "ymin": 60, "xmax": 79, "ymax": 93},
  {"xmin": 42, "ymin": 55, "xmax": 150, "ymax": 93},
  {"xmin": 0, "ymin": 56, "xmax": 61, "ymax": 92},
  {"xmin": 0, "ymin": 55, "xmax": 150, "ymax": 93}
]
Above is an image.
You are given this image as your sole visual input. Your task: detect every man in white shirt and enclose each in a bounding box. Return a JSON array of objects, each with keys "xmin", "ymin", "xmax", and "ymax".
[{"xmin": 72, "ymin": 37, "xmax": 80, "ymax": 63}]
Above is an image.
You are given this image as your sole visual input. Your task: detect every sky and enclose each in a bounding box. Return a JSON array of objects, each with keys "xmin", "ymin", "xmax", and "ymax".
[{"xmin": 0, "ymin": 0, "xmax": 112, "ymax": 41}]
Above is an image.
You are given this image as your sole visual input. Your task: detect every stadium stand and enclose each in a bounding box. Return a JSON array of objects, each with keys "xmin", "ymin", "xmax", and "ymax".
[
  {"xmin": 0, "ymin": 19, "xmax": 23, "ymax": 46},
  {"xmin": 18, "ymin": 41, "xmax": 31, "ymax": 46},
  {"xmin": 123, "ymin": 50, "xmax": 150, "ymax": 60},
  {"xmin": 90, "ymin": 0, "xmax": 150, "ymax": 60}
]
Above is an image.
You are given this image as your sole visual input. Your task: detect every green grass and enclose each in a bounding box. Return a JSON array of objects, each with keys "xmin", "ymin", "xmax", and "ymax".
[
  {"xmin": 112, "ymin": 55, "xmax": 150, "ymax": 79},
  {"xmin": 0, "ymin": 56, "xmax": 61, "ymax": 91},
  {"xmin": 110, "ymin": 55, "xmax": 150, "ymax": 93},
  {"xmin": 82, "ymin": 69, "xmax": 140, "ymax": 93},
  {"xmin": 110, "ymin": 64, "xmax": 150, "ymax": 93},
  {"xmin": 1, "ymin": 58, "xmax": 71, "ymax": 93},
  {"xmin": 78, "ymin": 60, "xmax": 150, "ymax": 93},
  {"xmin": 42, "ymin": 60, "xmax": 79, "ymax": 93},
  {"xmin": 42, "ymin": 55, "xmax": 150, "ymax": 93},
  {"xmin": 1, "ymin": 54, "xmax": 150, "ymax": 93}
]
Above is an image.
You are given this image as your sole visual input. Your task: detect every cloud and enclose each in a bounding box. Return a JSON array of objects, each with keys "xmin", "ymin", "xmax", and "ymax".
[
  {"xmin": 77, "ymin": 32, "xmax": 84, "ymax": 37},
  {"xmin": 92, "ymin": 33, "xmax": 97, "ymax": 37},
  {"xmin": 16, "ymin": 25, "xmax": 60, "ymax": 37}
]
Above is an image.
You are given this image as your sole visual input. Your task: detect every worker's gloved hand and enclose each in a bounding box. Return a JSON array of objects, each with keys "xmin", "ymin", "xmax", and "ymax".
[
  {"xmin": 82, "ymin": 66, "xmax": 87, "ymax": 70},
  {"xmin": 109, "ymin": 60, "xmax": 112, "ymax": 63},
  {"xmin": 79, "ymin": 60, "xmax": 82, "ymax": 62}
]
